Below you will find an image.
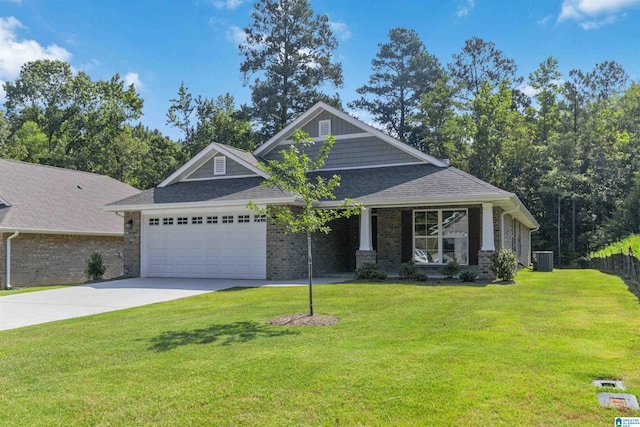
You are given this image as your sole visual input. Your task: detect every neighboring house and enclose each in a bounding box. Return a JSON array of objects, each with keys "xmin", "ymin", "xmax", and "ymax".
[
  {"xmin": 105, "ymin": 102, "xmax": 539, "ymax": 280},
  {"xmin": 0, "ymin": 160, "xmax": 140, "ymax": 288}
]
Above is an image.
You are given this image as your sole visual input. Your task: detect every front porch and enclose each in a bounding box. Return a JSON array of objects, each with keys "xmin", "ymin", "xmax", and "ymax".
[{"xmin": 354, "ymin": 204, "xmax": 502, "ymax": 280}]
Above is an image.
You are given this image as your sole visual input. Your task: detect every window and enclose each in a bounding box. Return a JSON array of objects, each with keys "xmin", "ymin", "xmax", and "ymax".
[
  {"xmin": 222, "ymin": 215, "xmax": 234, "ymax": 224},
  {"xmin": 254, "ymin": 214, "xmax": 266, "ymax": 223},
  {"xmin": 177, "ymin": 217, "xmax": 188, "ymax": 225},
  {"xmin": 238, "ymin": 215, "xmax": 250, "ymax": 223},
  {"xmin": 149, "ymin": 218, "xmax": 160, "ymax": 226},
  {"xmin": 192, "ymin": 216, "xmax": 203, "ymax": 224},
  {"xmin": 214, "ymin": 156, "xmax": 226, "ymax": 175},
  {"xmin": 163, "ymin": 217, "xmax": 174, "ymax": 225},
  {"xmin": 319, "ymin": 119, "xmax": 331, "ymax": 137},
  {"xmin": 414, "ymin": 209, "xmax": 468, "ymax": 265},
  {"xmin": 206, "ymin": 216, "xmax": 218, "ymax": 224}
]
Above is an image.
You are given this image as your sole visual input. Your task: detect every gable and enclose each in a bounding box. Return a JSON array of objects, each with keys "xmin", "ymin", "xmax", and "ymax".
[
  {"xmin": 159, "ymin": 142, "xmax": 267, "ymax": 187},
  {"xmin": 254, "ymin": 101, "xmax": 446, "ymax": 170},
  {"xmin": 262, "ymin": 135, "xmax": 421, "ymax": 170},
  {"xmin": 186, "ymin": 154, "xmax": 256, "ymax": 180}
]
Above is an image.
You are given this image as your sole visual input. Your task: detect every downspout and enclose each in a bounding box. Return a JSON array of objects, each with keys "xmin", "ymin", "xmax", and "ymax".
[
  {"xmin": 528, "ymin": 225, "xmax": 540, "ymax": 267},
  {"xmin": 5, "ymin": 230, "xmax": 19, "ymax": 290},
  {"xmin": 500, "ymin": 203, "xmax": 520, "ymax": 250}
]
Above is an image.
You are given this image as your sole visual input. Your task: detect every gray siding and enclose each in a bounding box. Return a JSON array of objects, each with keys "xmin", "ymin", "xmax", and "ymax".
[
  {"xmin": 187, "ymin": 155, "xmax": 255, "ymax": 180},
  {"xmin": 263, "ymin": 136, "xmax": 419, "ymax": 169},
  {"xmin": 274, "ymin": 111, "xmax": 364, "ymax": 142},
  {"xmin": 300, "ymin": 111, "xmax": 362, "ymax": 137}
]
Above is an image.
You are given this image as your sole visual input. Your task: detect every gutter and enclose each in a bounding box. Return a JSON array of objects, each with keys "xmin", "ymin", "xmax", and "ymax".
[
  {"xmin": 5, "ymin": 230, "xmax": 19, "ymax": 290},
  {"xmin": 500, "ymin": 202, "xmax": 520, "ymax": 249}
]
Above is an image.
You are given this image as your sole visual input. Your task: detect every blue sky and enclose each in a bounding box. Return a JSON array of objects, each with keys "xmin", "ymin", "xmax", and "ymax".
[{"xmin": 1, "ymin": 0, "xmax": 640, "ymax": 140}]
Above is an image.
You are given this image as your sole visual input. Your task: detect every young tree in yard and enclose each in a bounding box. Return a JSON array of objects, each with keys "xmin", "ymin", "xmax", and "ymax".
[
  {"xmin": 240, "ymin": 0, "xmax": 343, "ymax": 139},
  {"xmin": 248, "ymin": 129, "xmax": 360, "ymax": 316},
  {"xmin": 349, "ymin": 27, "xmax": 442, "ymax": 144}
]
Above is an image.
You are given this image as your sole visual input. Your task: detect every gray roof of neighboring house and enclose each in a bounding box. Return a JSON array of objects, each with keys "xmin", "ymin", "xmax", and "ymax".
[
  {"xmin": 0, "ymin": 159, "xmax": 140, "ymax": 235},
  {"xmin": 107, "ymin": 164, "xmax": 510, "ymax": 208}
]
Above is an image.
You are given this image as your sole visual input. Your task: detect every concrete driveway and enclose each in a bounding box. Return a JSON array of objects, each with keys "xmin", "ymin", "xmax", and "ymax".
[{"xmin": 0, "ymin": 276, "xmax": 349, "ymax": 331}]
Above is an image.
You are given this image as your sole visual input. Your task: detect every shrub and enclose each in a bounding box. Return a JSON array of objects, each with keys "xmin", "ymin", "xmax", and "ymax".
[
  {"xmin": 413, "ymin": 271, "xmax": 427, "ymax": 281},
  {"xmin": 398, "ymin": 260, "xmax": 428, "ymax": 281},
  {"xmin": 443, "ymin": 261, "xmax": 461, "ymax": 279},
  {"xmin": 492, "ymin": 249, "xmax": 518, "ymax": 281},
  {"xmin": 355, "ymin": 263, "xmax": 387, "ymax": 281},
  {"xmin": 459, "ymin": 270, "xmax": 476, "ymax": 282},
  {"xmin": 85, "ymin": 252, "xmax": 107, "ymax": 281},
  {"xmin": 399, "ymin": 260, "xmax": 417, "ymax": 279}
]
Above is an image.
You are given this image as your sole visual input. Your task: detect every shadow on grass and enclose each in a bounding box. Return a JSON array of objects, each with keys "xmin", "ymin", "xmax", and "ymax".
[
  {"xmin": 148, "ymin": 321, "xmax": 299, "ymax": 352},
  {"xmin": 217, "ymin": 287, "xmax": 255, "ymax": 293}
]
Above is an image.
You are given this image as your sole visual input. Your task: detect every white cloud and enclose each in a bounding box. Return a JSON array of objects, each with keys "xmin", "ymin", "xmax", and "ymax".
[
  {"xmin": 538, "ymin": 14, "xmax": 552, "ymax": 26},
  {"xmin": 329, "ymin": 20, "xmax": 351, "ymax": 41},
  {"xmin": 225, "ymin": 25, "xmax": 247, "ymax": 45},
  {"xmin": 124, "ymin": 72, "xmax": 143, "ymax": 90},
  {"xmin": 212, "ymin": 0, "xmax": 244, "ymax": 10},
  {"xmin": 457, "ymin": 0, "xmax": 475, "ymax": 17},
  {"xmin": 0, "ymin": 16, "xmax": 72, "ymax": 101},
  {"xmin": 558, "ymin": 0, "xmax": 640, "ymax": 29}
]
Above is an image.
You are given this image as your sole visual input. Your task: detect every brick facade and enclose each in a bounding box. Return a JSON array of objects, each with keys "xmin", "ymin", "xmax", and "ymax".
[
  {"xmin": 123, "ymin": 211, "xmax": 141, "ymax": 277},
  {"xmin": 377, "ymin": 208, "xmax": 402, "ymax": 272},
  {"xmin": 1, "ymin": 233, "xmax": 123, "ymax": 288},
  {"xmin": 266, "ymin": 213, "xmax": 357, "ymax": 280}
]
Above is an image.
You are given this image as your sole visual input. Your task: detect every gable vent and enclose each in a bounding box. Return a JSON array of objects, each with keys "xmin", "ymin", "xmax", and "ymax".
[
  {"xmin": 214, "ymin": 156, "xmax": 226, "ymax": 175},
  {"xmin": 319, "ymin": 119, "xmax": 331, "ymax": 137}
]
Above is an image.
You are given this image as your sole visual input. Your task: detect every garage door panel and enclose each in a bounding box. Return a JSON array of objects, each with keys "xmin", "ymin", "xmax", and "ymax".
[{"xmin": 143, "ymin": 212, "xmax": 266, "ymax": 279}]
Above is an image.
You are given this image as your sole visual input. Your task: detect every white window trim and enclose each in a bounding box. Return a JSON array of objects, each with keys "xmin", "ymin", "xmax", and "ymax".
[
  {"xmin": 213, "ymin": 156, "xmax": 226, "ymax": 176},
  {"xmin": 413, "ymin": 208, "xmax": 469, "ymax": 266},
  {"xmin": 319, "ymin": 119, "xmax": 331, "ymax": 137}
]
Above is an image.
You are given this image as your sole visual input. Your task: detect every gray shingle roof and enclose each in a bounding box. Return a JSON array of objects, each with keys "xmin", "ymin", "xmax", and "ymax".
[
  {"xmin": 0, "ymin": 159, "xmax": 140, "ymax": 234},
  {"xmin": 313, "ymin": 164, "xmax": 512, "ymax": 203},
  {"xmin": 106, "ymin": 164, "xmax": 510, "ymax": 208},
  {"xmin": 106, "ymin": 176, "xmax": 291, "ymax": 207}
]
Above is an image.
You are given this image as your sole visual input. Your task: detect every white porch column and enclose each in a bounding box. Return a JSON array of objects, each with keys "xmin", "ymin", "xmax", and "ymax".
[
  {"xmin": 359, "ymin": 206, "xmax": 373, "ymax": 251},
  {"xmin": 481, "ymin": 203, "xmax": 495, "ymax": 251}
]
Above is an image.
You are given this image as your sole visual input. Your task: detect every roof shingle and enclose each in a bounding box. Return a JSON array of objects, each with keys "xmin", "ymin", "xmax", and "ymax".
[{"xmin": 0, "ymin": 159, "xmax": 140, "ymax": 234}]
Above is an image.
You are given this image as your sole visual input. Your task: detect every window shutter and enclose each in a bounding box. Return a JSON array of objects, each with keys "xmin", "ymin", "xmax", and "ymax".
[
  {"xmin": 214, "ymin": 156, "xmax": 226, "ymax": 175},
  {"xmin": 319, "ymin": 119, "xmax": 331, "ymax": 137},
  {"xmin": 468, "ymin": 207, "xmax": 480, "ymax": 265}
]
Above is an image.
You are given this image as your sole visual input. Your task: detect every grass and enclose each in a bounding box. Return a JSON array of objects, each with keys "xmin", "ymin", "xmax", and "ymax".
[
  {"xmin": 1, "ymin": 269, "xmax": 640, "ymax": 425},
  {"xmin": 591, "ymin": 234, "xmax": 640, "ymax": 258},
  {"xmin": 0, "ymin": 283, "xmax": 80, "ymax": 296}
]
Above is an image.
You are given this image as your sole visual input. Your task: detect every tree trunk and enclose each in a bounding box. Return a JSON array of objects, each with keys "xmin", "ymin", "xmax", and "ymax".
[{"xmin": 307, "ymin": 230, "xmax": 313, "ymax": 316}]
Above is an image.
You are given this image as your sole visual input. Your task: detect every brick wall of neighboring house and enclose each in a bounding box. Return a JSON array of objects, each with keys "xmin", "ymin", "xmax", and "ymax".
[
  {"xmin": 123, "ymin": 211, "xmax": 141, "ymax": 277},
  {"xmin": 5, "ymin": 233, "xmax": 124, "ymax": 287}
]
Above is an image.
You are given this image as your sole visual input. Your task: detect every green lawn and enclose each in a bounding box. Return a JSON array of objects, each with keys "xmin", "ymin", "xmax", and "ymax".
[{"xmin": 1, "ymin": 269, "xmax": 639, "ymax": 426}]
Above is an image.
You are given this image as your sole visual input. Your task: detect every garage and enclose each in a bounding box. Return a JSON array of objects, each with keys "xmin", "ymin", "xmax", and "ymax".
[{"xmin": 141, "ymin": 210, "xmax": 267, "ymax": 279}]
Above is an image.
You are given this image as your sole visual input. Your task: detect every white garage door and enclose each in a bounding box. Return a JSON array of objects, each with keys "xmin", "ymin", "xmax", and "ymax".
[{"xmin": 142, "ymin": 211, "xmax": 267, "ymax": 279}]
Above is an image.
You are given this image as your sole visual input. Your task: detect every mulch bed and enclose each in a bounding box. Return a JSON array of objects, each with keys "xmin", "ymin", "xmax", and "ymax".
[{"xmin": 269, "ymin": 313, "xmax": 339, "ymax": 326}]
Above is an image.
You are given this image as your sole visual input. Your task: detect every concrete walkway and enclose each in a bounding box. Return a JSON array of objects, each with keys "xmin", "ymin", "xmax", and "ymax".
[{"xmin": 0, "ymin": 276, "xmax": 349, "ymax": 331}]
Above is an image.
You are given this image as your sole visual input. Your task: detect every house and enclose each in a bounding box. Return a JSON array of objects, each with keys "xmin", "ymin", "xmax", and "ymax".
[
  {"xmin": 105, "ymin": 102, "xmax": 539, "ymax": 280},
  {"xmin": 0, "ymin": 160, "xmax": 140, "ymax": 288}
]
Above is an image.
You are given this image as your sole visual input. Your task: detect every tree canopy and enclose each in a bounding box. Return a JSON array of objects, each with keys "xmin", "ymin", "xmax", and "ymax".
[{"xmin": 240, "ymin": 0, "xmax": 343, "ymax": 140}]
